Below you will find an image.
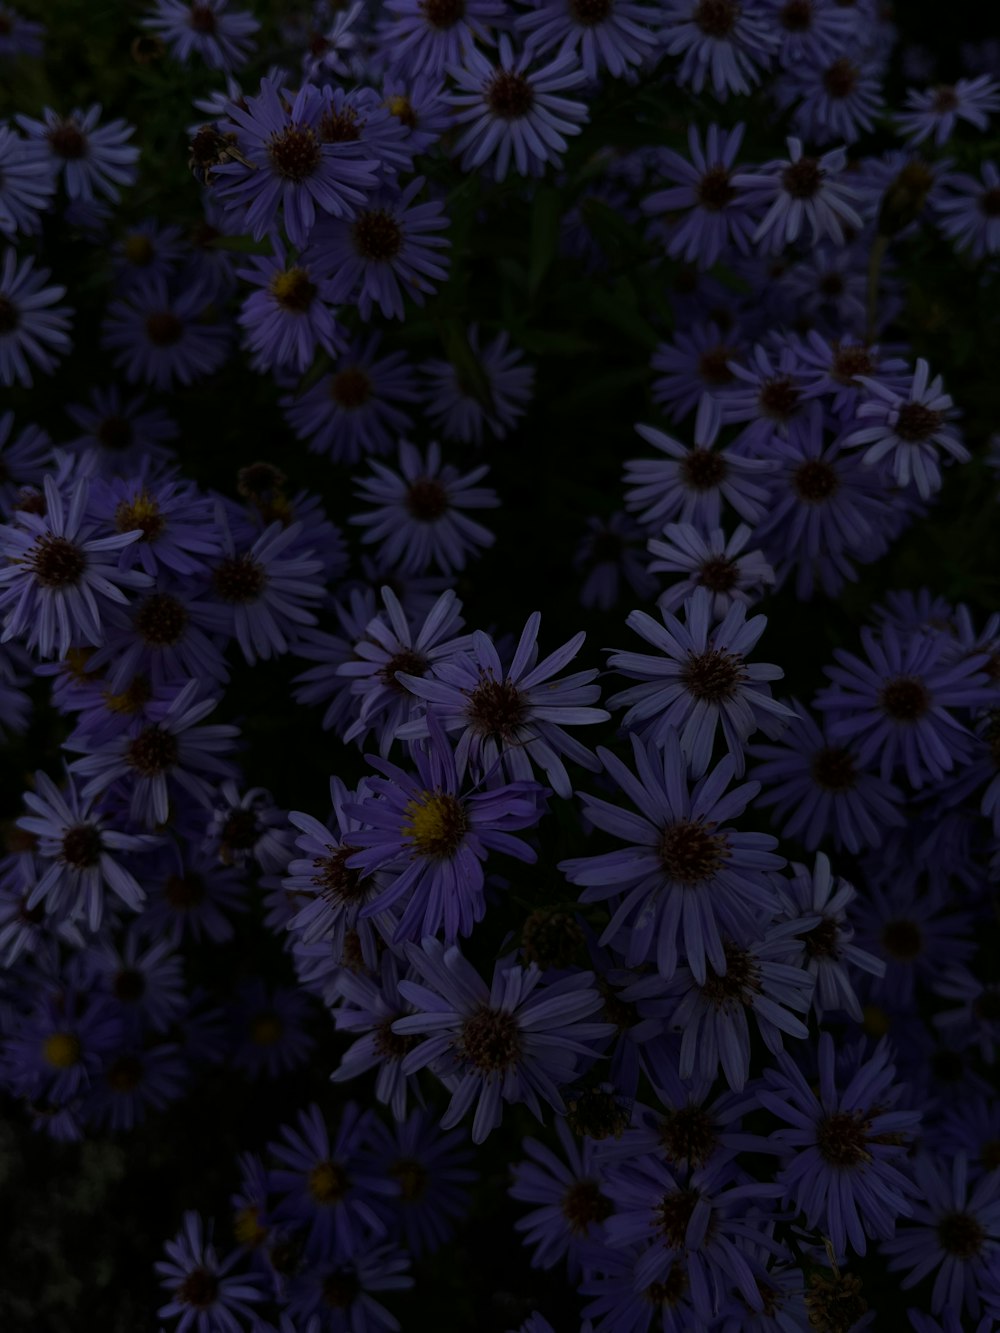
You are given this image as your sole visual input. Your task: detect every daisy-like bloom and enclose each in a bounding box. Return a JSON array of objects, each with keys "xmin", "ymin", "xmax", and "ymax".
[
  {"xmin": 329, "ymin": 952, "xmax": 423, "ymax": 1118},
  {"xmin": 448, "ymin": 35, "xmax": 590, "ymax": 182},
  {"xmin": 101, "ymin": 275, "xmax": 230, "ymax": 391},
  {"xmin": 381, "ymin": 71, "xmax": 453, "ymax": 154},
  {"xmin": 883, "ymin": 1154, "xmax": 1000, "ymax": 1318},
  {"xmin": 934, "ymin": 162, "xmax": 1000, "ymax": 260},
  {"xmin": 0, "ymin": 125, "xmax": 56, "ymax": 239},
  {"xmin": 607, "ymin": 588, "xmax": 795, "ymax": 778},
  {"xmin": 649, "ymin": 523, "xmax": 774, "ymax": 619},
  {"xmin": 155, "ymin": 1211, "xmax": 264, "ymax": 1333},
  {"xmin": 749, "ymin": 698, "xmax": 905, "ymax": 855},
  {"xmin": 68, "ymin": 679, "xmax": 239, "ymax": 827},
  {"xmin": 760, "ymin": 0, "xmax": 856, "ymax": 66},
  {"xmin": 282, "ymin": 334, "xmax": 418, "ymax": 464},
  {"xmin": 379, "ymin": 0, "xmax": 505, "ymax": 77},
  {"xmin": 317, "ymin": 84, "xmax": 414, "ymax": 182},
  {"xmin": 392, "ymin": 937, "xmax": 614, "ymax": 1144},
  {"xmin": 266, "ymin": 1101, "xmax": 397, "ymax": 1256},
  {"xmin": 642, "ymin": 124, "xmax": 757, "ymax": 270},
  {"xmin": 111, "ymin": 219, "xmax": 187, "ymax": 292},
  {"xmin": 814, "ymin": 624, "xmax": 995, "ymax": 788},
  {"xmin": 575, "ymin": 511, "xmax": 659, "ymax": 613},
  {"xmin": 204, "ymin": 781, "xmax": 289, "ymax": 872},
  {"xmin": 83, "ymin": 926, "xmax": 187, "ymax": 1035},
  {"xmin": 660, "ymin": 0, "xmax": 779, "ymax": 101},
  {"xmin": 421, "ymin": 325, "xmax": 534, "ymax": 445},
  {"xmin": 344, "ymin": 713, "xmax": 547, "ymax": 943},
  {"xmin": 207, "ymin": 505, "xmax": 326, "ymax": 664},
  {"xmin": 88, "ymin": 476, "xmax": 221, "ymax": 578},
  {"xmin": 561, "ymin": 732, "xmax": 783, "ymax": 983},
  {"xmin": 651, "ymin": 322, "xmax": 744, "ymax": 425},
  {"xmin": 236, "ymin": 245, "xmax": 343, "ymax": 375},
  {"xmin": 0, "ymin": 4, "xmax": 44, "ymax": 58},
  {"xmin": 85, "ymin": 1041, "xmax": 188, "ymax": 1133},
  {"xmin": 0, "ymin": 474, "xmax": 150, "ymax": 660},
  {"xmin": 16, "ymin": 770, "xmax": 156, "ymax": 931},
  {"xmin": 65, "ymin": 385, "xmax": 178, "ymax": 475},
  {"xmin": 316, "ymin": 177, "xmax": 450, "ymax": 321},
  {"xmin": 302, "ymin": 1, "xmax": 366, "ymax": 83},
  {"xmin": 0, "ymin": 410, "xmax": 51, "ymax": 514},
  {"xmin": 213, "ymin": 77, "xmax": 380, "ymax": 248},
  {"xmin": 86, "ymin": 579, "xmax": 228, "ymax": 693},
  {"xmin": 143, "ymin": 0, "xmax": 259, "ymax": 71},
  {"xmin": 722, "ymin": 339, "xmax": 814, "ymax": 455},
  {"xmin": 350, "ymin": 440, "xmax": 499, "ymax": 576},
  {"xmin": 624, "ymin": 412, "xmax": 772, "ymax": 533},
  {"xmin": 843, "ymin": 358, "xmax": 968, "ymax": 500},
  {"xmin": 510, "ymin": 1114, "xmax": 613, "ymax": 1273},
  {"xmin": 283, "ymin": 1243, "xmax": 413, "ymax": 1331},
  {"xmin": 733, "ymin": 138, "xmax": 862, "ymax": 255},
  {"xmin": 776, "ymin": 51, "xmax": 885, "ymax": 145},
  {"xmin": 579, "ymin": 1240, "xmax": 706, "ymax": 1332},
  {"xmin": 792, "ymin": 331, "xmax": 909, "ymax": 417},
  {"xmin": 0, "ymin": 248, "xmax": 72, "ymax": 387},
  {"xmin": 336, "ymin": 586, "xmax": 472, "ymax": 755},
  {"xmin": 516, "ymin": 0, "xmax": 661, "ymax": 81},
  {"xmin": 759, "ymin": 1033, "xmax": 922, "ymax": 1257},
  {"xmin": 896, "ymin": 75, "xmax": 1000, "ymax": 147},
  {"xmin": 396, "ymin": 610, "xmax": 609, "ymax": 798},
  {"xmin": 16, "ymin": 105, "xmax": 138, "ymax": 202},
  {"xmin": 3, "ymin": 985, "xmax": 122, "ymax": 1106},
  {"xmin": 227, "ymin": 980, "xmax": 316, "ymax": 1080},
  {"xmin": 139, "ymin": 846, "xmax": 247, "ymax": 945}
]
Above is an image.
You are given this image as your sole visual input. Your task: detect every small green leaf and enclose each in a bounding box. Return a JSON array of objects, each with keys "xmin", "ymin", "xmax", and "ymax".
[{"xmin": 528, "ymin": 187, "xmax": 562, "ymax": 297}]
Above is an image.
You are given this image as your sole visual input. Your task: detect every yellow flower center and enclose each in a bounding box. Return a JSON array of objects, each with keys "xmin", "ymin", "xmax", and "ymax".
[
  {"xmin": 233, "ymin": 1206, "xmax": 268, "ymax": 1247},
  {"xmin": 251, "ymin": 1014, "xmax": 283, "ymax": 1046},
  {"xmin": 863, "ymin": 1003, "xmax": 891, "ymax": 1037},
  {"xmin": 123, "ymin": 233, "xmax": 155, "ymax": 266},
  {"xmin": 43, "ymin": 1032, "xmax": 81, "ymax": 1068},
  {"xmin": 401, "ymin": 791, "xmax": 468, "ymax": 858}
]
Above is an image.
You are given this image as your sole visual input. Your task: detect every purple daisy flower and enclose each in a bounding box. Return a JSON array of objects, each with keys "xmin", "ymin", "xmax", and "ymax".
[
  {"xmin": 101, "ymin": 274, "xmax": 230, "ymax": 391},
  {"xmin": 204, "ymin": 781, "xmax": 290, "ymax": 872},
  {"xmin": 344, "ymin": 713, "xmax": 546, "ymax": 944},
  {"xmin": 236, "ymin": 244, "xmax": 343, "ymax": 375},
  {"xmin": 396, "ymin": 610, "xmax": 608, "ymax": 798},
  {"xmin": 0, "ymin": 124, "xmax": 56, "ymax": 239},
  {"xmin": 65, "ymin": 385, "xmax": 178, "ymax": 475},
  {"xmin": 155, "ymin": 1211, "xmax": 264, "ymax": 1333},
  {"xmin": 776, "ymin": 51, "xmax": 884, "ymax": 145},
  {"xmin": 642, "ymin": 124, "xmax": 756, "ymax": 270},
  {"xmin": 761, "ymin": 0, "xmax": 855, "ymax": 66},
  {"xmin": 510, "ymin": 1114, "xmax": 613, "ymax": 1272},
  {"xmin": 111, "ymin": 219, "xmax": 187, "ymax": 292},
  {"xmin": 896, "ymin": 75, "xmax": 1000, "ymax": 147},
  {"xmin": 421, "ymin": 325, "xmax": 534, "ymax": 445},
  {"xmin": 283, "ymin": 1243, "xmax": 413, "ymax": 1331},
  {"xmin": 139, "ymin": 846, "xmax": 247, "ymax": 945},
  {"xmin": 292, "ymin": 589, "xmax": 380, "ymax": 739},
  {"xmin": 0, "ymin": 410, "xmax": 52, "ymax": 515},
  {"xmin": 934, "ymin": 162, "xmax": 1000, "ymax": 259},
  {"xmin": 3, "ymin": 985, "xmax": 122, "ymax": 1105},
  {"xmin": 660, "ymin": 0, "xmax": 779, "ymax": 101},
  {"xmin": 316, "ymin": 176, "xmax": 450, "ymax": 321},
  {"xmin": 87, "ymin": 475, "xmax": 220, "ymax": 578},
  {"xmin": 144, "ymin": 0, "xmax": 259, "ymax": 71},
  {"xmin": 575, "ymin": 511, "xmax": 659, "ymax": 613},
  {"xmin": 560, "ymin": 731, "xmax": 784, "ymax": 983},
  {"xmin": 448, "ymin": 35, "xmax": 590, "ymax": 182},
  {"xmin": 16, "ymin": 104, "xmax": 138, "ymax": 202},
  {"xmin": 759, "ymin": 1033, "xmax": 922, "ymax": 1257},
  {"xmin": 227, "ymin": 980, "xmax": 316, "ymax": 1081},
  {"xmin": 0, "ymin": 247, "xmax": 72, "ymax": 387},
  {"xmin": 317, "ymin": 84, "xmax": 414, "ymax": 181},
  {"xmin": 213, "ymin": 77, "xmax": 380, "ymax": 247},
  {"xmin": 83, "ymin": 926, "xmax": 187, "ymax": 1036},
  {"xmin": 843, "ymin": 358, "xmax": 968, "ymax": 500},
  {"xmin": 733, "ymin": 138, "xmax": 862, "ymax": 254},
  {"xmin": 607, "ymin": 588, "xmax": 795, "ymax": 778},
  {"xmin": 0, "ymin": 474, "xmax": 150, "ymax": 660},
  {"xmin": 330, "ymin": 952, "xmax": 423, "ymax": 1120},
  {"xmin": 85, "ymin": 1040, "xmax": 188, "ymax": 1133},
  {"xmin": 350, "ymin": 440, "xmax": 499, "ymax": 576},
  {"xmin": 579, "ymin": 1240, "xmax": 706, "ymax": 1332},
  {"xmin": 516, "ymin": 0, "xmax": 660, "ymax": 81},
  {"xmin": 651, "ymin": 322, "xmax": 744, "ymax": 425},
  {"xmin": 393, "ymin": 937, "xmax": 614, "ymax": 1143},
  {"xmin": 379, "ymin": 0, "xmax": 505, "ymax": 78},
  {"xmin": 649, "ymin": 523, "xmax": 774, "ymax": 619},
  {"xmin": 0, "ymin": 3, "xmax": 44, "ymax": 58}
]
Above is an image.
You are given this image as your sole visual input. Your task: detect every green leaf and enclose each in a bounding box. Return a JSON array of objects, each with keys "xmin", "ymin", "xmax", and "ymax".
[{"xmin": 528, "ymin": 187, "xmax": 562, "ymax": 297}]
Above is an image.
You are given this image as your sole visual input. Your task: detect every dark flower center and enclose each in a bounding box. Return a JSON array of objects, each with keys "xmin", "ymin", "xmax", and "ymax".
[
  {"xmin": 312, "ymin": 844, "xmax": 366, "ymax": 904},
  {"xmin": 124, "ymin": 236, "xmax": 155, "ymax": 271},
  {"xmin": 931, "ymin": 1049, "xmax": 963, "ymax": 1083},
  {"xmin": 697, "ymin": 555, "xmax": 739, "ymax": 592},
  {"xmin": 694, "ymin": 0, "xmax": 739, "ymax": 37},
  {"xmin": 189, "ymin": 3, "xmax": 218, "ymax": 34},
  {"xmin": 486, "ymin": 71, "xmax": 535, "ymax": 120},
  {"xmin": 308, "ymin": 1159, "xmax": 350, "ymax": 1204},
  {"xmin": 659, "ymin": 819, "xmax": 728, "ymax": 883},
  {"xmin": 779, "ymin": 0, "xmax": 813, "ymax": 29},
  {"xmin": 165, "ymin": 873, "xmax": 205, "ymax": 907},
  {"xmin": 460, "ymin": 1006, "xmax": 522, "ymax": 1072},
  {"xmin": 47, "ymin": 121, "xmax": 87, "ymax": 159},
  {"xmin": 268, "ymin": 126, "xmax": 322, "ymax": 181},
  {"xmin": 878, "ymin": 675, "xmax": 930, "ymax": 722},
  {"xmin": 178, "ymin": 1268, "xmax": 218, "ymax": 1309},
  {"xmin": 658, "ymin": 1187, "xmax": 702, "ymax": 1248},
  {"xmin": 810, "ymin": 745, "xmax": 857, "ymax": 791},
  {"xmin": 468, "ymin": 673, "xmax": 527, "ymax": 741},
  {"xmin": 521, "ymin": 910, "xmax": 585, "ymax": 969},
  {"xmin": 352, "ymin": 210, "xmax": 403, "ymax": 262},
  {"xmin": 378, "ymin": 647, "xmax": 430, "ymax": 693},
  {"xmin": 793, "ymin": 459, "xmax": 840, "ymax": 503},
  {"xmin": 404, "ymin": 791, "xmax": 468, "ymax": 858},
  {"xmin": 680, "ymin": 647, "xmax": 744, "ymax": 702},
  {"xmin": 800, "ymin": 916, "xmax": 840, "ymax": 959},
  {"xmin": 145, "ymin": 312, "xmax": 183, "ymax": 347},
  {"xmin": 220, "ymin": 807, "xmax": 259, "ymax": 851},
  {"xmin": 322, "ymin": 1270, "xmax": 360, "ymax": 1309},
  {"xmin": 114, "ymin": 968, "xmax": 146, "ymax": 1002},
  {"xmin": 975, "ymin": 991, "xmax": 1000, "ymax": 1022},
  {"xmin": 805, "ymin": 1272, "xmax": 867, "ymax": 1332},
  {"xmin": 115, "ymin": 491, "xmax": 165, "ymax": 541},
  {"xmin": 319, "ymin": 107, "xmax": 362, "ymax": 143},
  {"xmin": 697, "ymin": 167, "xmax": 735, "ymax": 211},
  {"xmin": 390, "ymin": 1157, "xmax": 428, "ymax": 1202},
  {"xmin": 981, "ymin": 188, "xmax": 1000, "ymax": 218},
  {"xmin": 981, "ymin": 1139, "xmax": 1000, "ymax": 1171},
  {"xmin": 782, "ymin": 157, "xmax": 824, "ymax": 199},
  {"xmin": 816, "ymin": 1110, "xmax": 871, "ymax": 1167},
  {"xmin": 126, "ymin": 727, "xmax": 179, "ymax": 776},
  {"xmin": 699, "ymin": 945, "xmax": 761, "ymax": 1005},
  {"xmin": 659, "ymin": 1105, "xmax": 718, "ymax": 1167},
  {"xmin": 61, "ymin": 823, "xmax": 103, "ymax": 868},
  {"xmin": 591, "ymin": 529, "xmax": 623, "ymax": 562},
  {"xmin": 698, "ymin": 346, "xmax": 736, "ymax": 386},
  {"xmin": 0, "ymin": 296, "xmax": 18, "ymax": 334},
  {"xmin": 387, "ymin": 94, "xmax": 418, "ymax": 129},
  {"xmin": 406, "ymin": 478, "xmax": 449, "ymax": 520},
  {"xmin": 251, "ymin": 1012, "xmax": 282, "ymax": 1045},
  {"xmin": 97, "ymin": 414, "xmax": 134, "ymax": 451},
  {"xmin": 375, "ymin": 1018, "xmax": 419, "ymax": 1060},
  {"xmin": 937, "ymin": 1211, "xmax": 985, "ymax": 1258},
  {"xmin": 213, "ymin": 554, "xmax": 266, "ymax": 602},
  {"xmin": 331, "ymin": 366, "xmax": 372, "ymax": 408},
  {"xmin": 823, "ymin": 57, "xmax": 859, "ymax": 99},
  {"xmin": 832, "ymin": 344, "xmax": 874, "ymax": 383},
  {"xmin": 566, "ymin": 1087, "xmax": 630, "ymax": 1140},
  {"xmin": 420, "ymin": 0, "xmax": 465, "ymax": 26},
  {"xmin": 135, "ymin": 593, "xmax": 188, "ymax": 646},
  {"xmin": 894, "ymin": 402, "xmax": 944, "ymax": 442},
  {"xmin": 571, "ymin": 0, "xmax": 612, "ymax": 21},
  {"xmin": 680, "ymin": 448, "xmax": 727, "ymax": 490},
  {"xmin": 758, "ymin": 376, "xmax": 801, "ymax": 421},
  {"xmin": 107, "ymin": 1055, "xmax": 142, "ymax": 1091},
  {"xmin": 645, "ymin": 1267, "xmax": 688, "ymax": 1307},
  {"xmin": 29, "ymin": 535, "xmax": 86, "ymax": 588},
  {"xmin": 932, "ymin": 85, "xmax": 959, "ymax": 113},
  {"xmin": 880, "ymin": 918, "xmax": 922, "ymax": 960},
  {"xmin": 269, "ymin": 267, "xmax": 317, "ymax": 312},
  {"xmin": 561, "ymin": 1180, "xmax": 612, "ymax": 1234}
]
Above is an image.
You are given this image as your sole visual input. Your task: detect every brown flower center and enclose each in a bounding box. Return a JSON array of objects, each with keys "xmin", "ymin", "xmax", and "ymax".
[
  {"xmin": 61, "ymin": 824, "xmax": 103, "ymax": 868},
  {"xmin": 646, "ymin": 1267, "xmax": 688, "ymax": 1307},
  {"xmin": 390, "ymin": 1157, "xmax": 428, "ymax": 1202},
  {"xmin": 659, "ymin": 819, "xmax": 728, "ymax": 883},
  {"xmin": 880, "ymin": 918, "xmax": 922, "ymax": 960},
  {"xmin": 486, "ymin": 71, "xmax": 535, "ymax": 120},
  {"xmin": 800, "ymin": 916, "xmax": 840, "ymax": 959},
  {"xmin": 189, "ymin": 3, "xmax": 218, "ymax": 34},
  {"xmin": 467, "ymin": 674, "xmax": 527, "ymax": 741},
  {"xmin": 878, "ymin": 676, "xmax": 930, "ymax": 722},
  {"xmin": 697, "ymin": 167, "xmax": 736, "ymax": 211},
  {"xmin": 793, "ymin": 459, "xmax": 840, "ymax": 503},
  {"xmin": 126, "ymin": 727, "xmax": 179, "ymax": 776},
  {"xmin": 823, "ymin": 57, "xmax": 859, "ymax": 99},
  {"xmin": 698, "ymin": 944, "xmax": 761, "ymax": 1006},
  {"xmin": 894, "ymin": 402, "xmax": 944, "ymax": 442},
  {"xmin": 932, "ymin": 85, "xmax": 959, "ymax": 113},
  {"xmin": 460, "ymin": 1006, "xmax": 522, "ymax": 1072},
  {"xmin": 47, "ymin": 121, "xmax": 87, "ymax": 159},
  {"xmin": 107, "ymin": 1055, "xmax": 143, "ymax": 1091},
  {"xmin": 810, "ymin": 745, "xmax": 857, "ymax": 791},
  {"xmin": 331, "ymin": 366, "xmax": 372, "ymax": 408},
  {"xmin": 97, "ymin": 415, "xmax": 134, "ymax": 451},
  {"xmin": 165, "ymin": 873, "xmax": 205, "ymax": 907},
  {"xmin": 145, "ymin": 312, "xmax": 183, "ymax": 347},
  {"xmin": 805, "ymin": 1271, "xmax": 867, "ymax": 1332},
  {"xmin": 758, "ymin": 376, "xmax": 801, "ymax": 421},
  {"xmin": 680, "ymin": 647, "xmax": 744, "ymax": 702},
  {"xmin": 832, "ymin": 344, "xmax": 874, "ymax": 384},
  {"xmin": 213, "ymin": 554, "xmax": 266, "ymax": 603},
  {"xmin": 782, "ymin": 157, "xmax": 824, "ymax": 199},
  {"xmin": 29, "ymin": 535, "xmax": 86, "ymax": 588},
  {"xmin": 375, "ymin": 1018, "xmax": 419, "ymax": 1060},
  {"xmin": 220, "ymin": 807, "xmax": 259, "ymax": 851},
  {"xmin": 571, "ymin": 0, "xmax": 612, "ymax": 21},
  {"xmin": 566, "ymin": 1087, "xmax": 630, "ymax": 1140},
  {"xmin": 269, "ymin": 267, "xmax": 317, "ymax": 312},
  {"xmin": 178, "ymin": 1269, "xmax": 218, "ymax": 1309},
  {"xmin": 694, "ymin": 0, "xmax": 740, "ymax": 37},
  {"xmin": 521, "ymin": 910, "xmax": 585, "ymax": 969},
  {"xmin": 319, "ymin": 107, "xmax": 361, "ymax": 143},
  {"xmin": 352, "ymin": 210, "xmax": 403, "ymax": 262},
  {"xmin": 937, "ymin": 1211, "xmax": 985, "ymax": 1258},
  {"xmin": 406, "ymin": 478, "xmax": 450, "ymax": 520},
  {"xmin": 0, "ymin": 296, "xmax": 18, "ymax": 334},
  {"xmin": 114, "ymin": 968, "xmax": 146, "ymax": 1002},
  {"xmin": 378, "ymin": 648, "xmax": 430, "ymax": 693},
  {"xmin": 420, "ymin": 0, "xmax": 465, "ymax": 26},
  {"xmin": 697, "ymin": 555, "xmax": 740, "ymax": 592},
  {"xmin": 658, "ymin": 1187, "xmax": 702, "ymax": 1248},
  {"xmin": 322, "ymin": 1271, "xmax": 360, "ymax": 1309},
  {"xmin": 135, "ymin": 593, "xmax": 188, "ymax": 646},
  {"xmin": 779, "ymin": 0, "xmax": 813, "ymax": 30},
  {"xmin": 312, "ymin": 844, "xmax": 366, "ymax": 905},
  {"xmin": 816, "ymin": 1110, "xmax": 871, "ymax": 1167},
  {"xmin": 680, "ymin": 448, "xmax": 727, "ymax": 490},
  {"xmin": 659, "ymin": 1104, "xmax": 719, "ymax": 1167},
  {"xmin": 698, "ymin": 346, "xmax": 736, "ymax": 386},
  {"xmin": 561, "ymin": 1179, "xmax": 612, "ymax": 1234},
  {"xmin": 268, "ymin": 126, "xmax": 322, "ymax": 181}
]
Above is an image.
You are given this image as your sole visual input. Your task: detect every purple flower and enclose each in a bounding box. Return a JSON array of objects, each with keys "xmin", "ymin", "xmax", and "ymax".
[
  {"xmin": 227, "ymin": 979, "xmax": 316, "ymax": 1080},
  {"xmin": 381, "ymin": 71, "xmax": 454, "ymax": 153},
  {"xmin": 934, "ymin": 162, "xmax": 1000, "ymax": 259},
  {"xmin": 608, "ymin": 588, "xmax": 795, "ymax": 777},
  {"xmin": 579, "ymin": 1240, "xmax": 707, "ymax": 1332},
  {"xmin": 88, "ymin": 476, "xmax": 221, "ymax": 579},
  {"xmin": 0, "ymin": 124, "xmax": 56, "ymax": 239},
  {"xmin": 0, "ymin": 3, "xmax": 44, "ymax": 57},
  {"xmin": 0, "ymin": 247, "xmax": 72, "ymax": 387},
  {"xmin": 733, "ymin": 138, "xmax": 862, "ymax": 254},
  {"xmin": 86, "ymin": 1041, "xmax": 188, "ymax": 1132},
  {"xmin": 896, "ymin": 75, "xmax": 1000, "ymax": 147},
  {"xmin": 0, "ymin": 410, "xmax": 51, "ymax": 514},
  {"xmin": 83, "ymin": 927, "xmax": 187, "ymax": 1035},
  {"xmin": 16, "ymin": 104, "xmax": 139, "ymax": 202},
  {"xmin": 761, "ymin": 0, "xmax": 855, "ymax": 66},
  {"xmin": 396, "ymin": 611, "xmax": 608, "ymax": 798},
  {"xmin": 155, "ymin": 1211, "xmax": 264, "ymax": 1333},
  {"xmin": 102, "ymin": 275, "xmax": 230, "ymax": 391},
  {"xmin": 516, "ymin": 0, "xmax": 660, "ymax": 80},
  {"xmin": 561, "ymin": 732, "xmax": 783, "ymax": 982},
  {"xmin": 314, "ymin": 176, "xmax": 450, "ymax": 320},
  {"xmin": 3, "ymin": 985, "xmax": 122, "ymax": 1105},
  {"xmin": 350, "ymin": 440, "xmax": 499, "ymax": 576},
  {"xmin": 510, "ymin": 1114, "xmax": 613, "ymax": 1272},
  {"xmin": 329, "ymin": 952, "xmax": 423, "ymax": 1119},
  {"xmin": 651, "ymin": 321, "xmax": 744, "ymax": 424},
  {"xmin": 236, "ymin": 244, "xmax": 343, "ymax": 374},
  {"xmin": 649, "ymin": 523, "xmax": 774, "ymax": 619},
  {"xmin": 139, "ymin": 846, "xmax": 247, "ymax": 945},
  {"xmin": 393, "ymin": 937, "xmax": 614, "ymax": 1143},
  {"xmin": 421, "ymin": 325, "xmax": 534, "ymax": 445},
  {"xmin": 660, "ymin": 0, "xmax": 779, "ymax": 101},
  {"xmin": 575, "ymin": 510, "xmax": 659, "ymax": 613},
  {"xmin": 65, "ymin": 385, "xmax": 178, "ymax": 475},
  {"xmin": 776, "ymin": 51, "xmax": 884, "ymax": 145},
  {"xmin": 318, "ymin": 84, "xmax": 414, "ymax": 181},
  {"xmin": 204, "ymin": 781, "xmax": 289, "ymax": 871},
  {"xmin": 448, "ymin": 35, "xmax": 589, "ymax": 182},
  {"xmin": 144, "ymin": 0, "xmax": 259, "ymax": 71},
  {"xmin": 283, "ymin": 1243, "xmax": 412, "ymax": 1331},
  {"xmin": 759, "ymin": 1033, "xmax": 921, "ymax": 1257},
  {"xmin": 379, "ymin": 0, "xmax": 505, "ymax": 78}
]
